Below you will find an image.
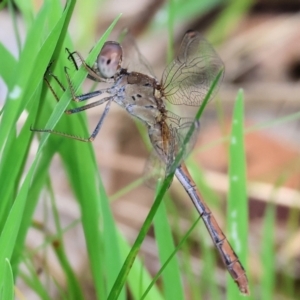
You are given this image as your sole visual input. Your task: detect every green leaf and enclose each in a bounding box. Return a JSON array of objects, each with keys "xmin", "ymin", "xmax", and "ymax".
[
  {"xmin": 2, "ymin": 259, "xmax": 14, "ymax": 300},
  {"xmin": 0, "ymin": 0, "xmax": 76, "ymax": 284},
  {"xmin": 227, "ymin": 89, "xmax": 249, "ymax": 297},
  {"xmin": 154, "ymin": 200, "xmax": 184, "ymax": 300},
  {"xmin": 260, "ymin": 203, "xmax": 276, "ymax": 299}
]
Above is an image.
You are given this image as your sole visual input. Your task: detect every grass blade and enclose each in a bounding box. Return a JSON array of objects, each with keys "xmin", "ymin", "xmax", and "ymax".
[
  {"xmin": 141, "ymin": 218, "xmax": 200, "ymax": 300},
  {"xmin": 0, "ymin": 0, "xmax": 76, "ymax": 284},
  {"xmin": 227, "ymin": 89, "xmax": 249, "ymax": 297},
  {"xmin": 117, "ymin": 232, "xmax": 163, "ymax": 300},
  {"xmin": 260, "ymin": 203, "xmax": 276, "ymax": 299},
  {"xmin": 2, "ymin": 259, "xmax": 14, "ymax": 300},
  {"xmin": 153, "ymin": 199, "xmax": 184, "ymax": 300},
  {"xmin": 107, "ymin": 174, "xmax": 174, "ymax": 300}
]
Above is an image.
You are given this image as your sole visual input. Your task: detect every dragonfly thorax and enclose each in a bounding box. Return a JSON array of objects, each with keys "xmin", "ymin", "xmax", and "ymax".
[{"xmin": 127, "ymin": 72, "xmax": 156, "ymax": 88}]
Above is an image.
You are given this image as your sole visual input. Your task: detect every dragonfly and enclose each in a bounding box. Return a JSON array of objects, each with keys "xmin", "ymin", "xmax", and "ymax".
[{"xmin": 33, "ymin": 30, "xmax": 249, "ymax": 294}]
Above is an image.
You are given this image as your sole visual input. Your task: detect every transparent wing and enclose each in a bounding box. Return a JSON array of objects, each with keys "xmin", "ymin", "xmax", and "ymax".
[
  {"xmin": 118, "ymin": 29, "xmax": 156, "ymax": 78},
  {"xmin": 149, "ymin": 111, "xmax": 200, "ymax": 174},
  {"xmin": 143, "ymin": 150, "xmax": 166, "ymax": 189},
  {"xmin": 166, "ymin": 114, "xmax": 200, "ymax": 174},
  {"xmin": 161, "ymin": 30, "xmax": 224, "ymax": 106}
]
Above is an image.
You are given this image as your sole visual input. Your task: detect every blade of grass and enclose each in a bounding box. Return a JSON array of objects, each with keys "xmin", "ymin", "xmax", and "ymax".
[
  {"xmin": 207, "ymin": 0, "xmax": 253, "ymax": 43},
  {"xmin": 260, "ymin": 203, "xmax": 276, "ymax": 299},
  {"xmin": 47, "ymin": 177, "xmax": 84, "ymax": 300},
  {"xmin": 0, "ymin": 43, "xmax": 16, "ymax": 86},
  {"xmin": 13, "ymin": 0, "xmax": 35, "ymax": 26},
  {"xmin": 227, "ymin": 89, "xmax": 249, "ymax": 297},
  {"xmin": 117, "ymin": 232, "xmax": 163, "ymax": 300},
  {"xmin": 153, "ymin": 199, "xmax": 184, "ymax": 300},
  {"xmin": 0, "ymin": 0, "xmax": 74, "ymax": 230},
  {"xmin": 141, "ymin": 218, "xmax": 200, "ymax": 300},
  {"xmin": 175, "ymin": 0, "xmax": 223, "ymax": 21},
  {"xmin": 0, "ymin": 0, "xmax": 76, "ymax": 283},
  {"xmin": 2, "ymin": 259, "xmax": 14, "ymax": 300},
  {"xmin": 0, "ymin": 0, "xmax": 8, "ymax": 10},
  {"xmin": 107, "ymin": 173, "xmax": 174, "ymax": 300},
  {"xmin": 19, "ymin": 257, "xmax": 52, "ymax": 300},
  {"xmin": 167, "ymin": 0, "xmax": 175, "ymax": 63},
  {"xmin": 52, "ymin": 239, "xmax": 85, "ymax": 300},
  {"xmin": 0, "ymin": 0, "xmax": 66, "ymax": 150}
]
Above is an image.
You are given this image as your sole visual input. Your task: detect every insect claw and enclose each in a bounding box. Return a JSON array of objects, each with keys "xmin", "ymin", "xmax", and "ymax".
[{"xmin": 44, "ymin": 61, "xmax": 55, "ymax": 77}]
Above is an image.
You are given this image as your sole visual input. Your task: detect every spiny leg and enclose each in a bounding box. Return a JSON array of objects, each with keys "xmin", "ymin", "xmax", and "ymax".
[
  {"xmin": 31, "ymin": 98, "xmax": 113, "ymax": 142},
  {"xmin": 43, "ymin": 62, "xmax": 67, "ymax": 102},
  {"xmin": 66, "ymin": 48, "xmax": 110, "ymax": 83},
  {"xmin": 89, "ymin": 98, "xmax": 113, "ymax": 141},
  {"xmin": 44, "ymin": 57, "xmax": 111, "ymax": 105},
  {"xmin": 65, "ymin": 96, "xmax": 112, "ymax": 114},
  {"xmin": 64, "ymin": 66, "xmax": 110, "ymax": 103}
]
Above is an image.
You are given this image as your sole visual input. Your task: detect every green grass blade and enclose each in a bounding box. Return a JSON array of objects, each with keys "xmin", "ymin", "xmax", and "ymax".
[
  {"xmin": 19, "ymin": 257, "xmax": 51, "ymax": 300},
  {"xmin": 53, "ymin": 240, "xmax": 85, "ymax": 300},
  {"xmin": 153, "ymin": 199, "xmax": 184, "ymax": 300},
  {"xmin": 0, "ymin": 161, "xmax": 37, "ymax": 283},
  {"xmin": 44, "ymin": 174, "xmax": 85, "ymax": 299},
  {"xmin": 208, "ymin": 0, "xmax": 253, "ymax": 43},
  {"xmin": 0, "ymin": 0, "xmax": 76, "ymax": 152},
  {"xmin": 99, "ymin": 179, "xmax": 126, "ymax": 300},
  {"xmin": 107, "ymin": 174, "xmax": 174, "ymax": 300},
  {"xmin": 141, "ymin": 218, "xmax": 200, "ymax": 300},
  {"xmin": 227, "ymin": 89, "xmax": 249, "ymax": 297},
  {"xmin": 0, "ymin": 87, "xmax": 41, "ymax": 230},
  {"xmin": 117, "ymin": 232, "xmax": 163, "ymax": 300},
  {"xmin": 0, "ymin": 0, "xmax": 76, "ymax": 284},
  {"xmin": 2, "ymin": 259, "xmax": 14, "ymax": 300},
  {"xmin": 260, "ymin": 203, "xmax": 276, "ymax": 299},
  {"xmin": 0, "ymin": 43, "xmax": 16, "ymax": 85},
  {"xmin": 167, "ymin": 0, "xmax": 175, "ymax": 63},
  {"xmin": 59, "ymin": 140, "xmax": 114, "ymax": 299}
]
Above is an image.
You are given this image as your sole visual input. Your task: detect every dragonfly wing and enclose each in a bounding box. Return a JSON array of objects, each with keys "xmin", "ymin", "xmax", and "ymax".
[
  {"xmin": 165, "ymin": 111, "xmax": 200, "ymax": 155},
  {"xmin": 143, "ymin": 150, "xmax": 166, "ymax": 189},
  {"xmin": 118, "ymin": 29, "xmax": 156, "ymax": 78},
  {"xmin": 175, "ymin": 117, "xmax": 200, "ymax": 158},
  {"xmin": 161, "ymin": 30, "xmax": 224, "ymax": 106},
  {"xmin": 160, "ymin": 112, "xmax": 200, "ymax": 175}
]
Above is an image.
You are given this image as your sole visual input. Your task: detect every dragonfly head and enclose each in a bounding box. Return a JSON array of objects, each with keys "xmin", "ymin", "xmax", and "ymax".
[{"xmin": 97, "ymin": 41, "xmax": 123, "ymax": 78}]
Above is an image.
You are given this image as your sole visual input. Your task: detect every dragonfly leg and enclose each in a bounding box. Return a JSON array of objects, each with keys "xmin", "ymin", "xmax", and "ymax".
[
  {"xmin": 30, "ymin": 98, "xmax": 113, "ymax": 142},
  {"xmin": 64, "ymin": 67, "xmax": 110, "ymax": 103},
  {"xmin": 66, "ymin": 48, "xmax": 107, "ymax": 82},
  {"xmin": 65, "ymin": 96, "xmax": 112, "ymax": 114},
  {"xmin": 44, "ymin": 65, "xmax": 110, "ymax": 107},
  {"xmin": 44, "ymin": 62, "xmax": 66, "ymax": 103},
  {"xmin": 89, "ymin": 98, "xmax": 113, "ymax": 141}
]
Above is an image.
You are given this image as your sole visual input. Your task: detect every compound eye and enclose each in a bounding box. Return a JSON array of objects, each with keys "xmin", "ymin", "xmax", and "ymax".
[{"xmin": 97, "ymin": 41, "xmax": 122, "ymax": 78}]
